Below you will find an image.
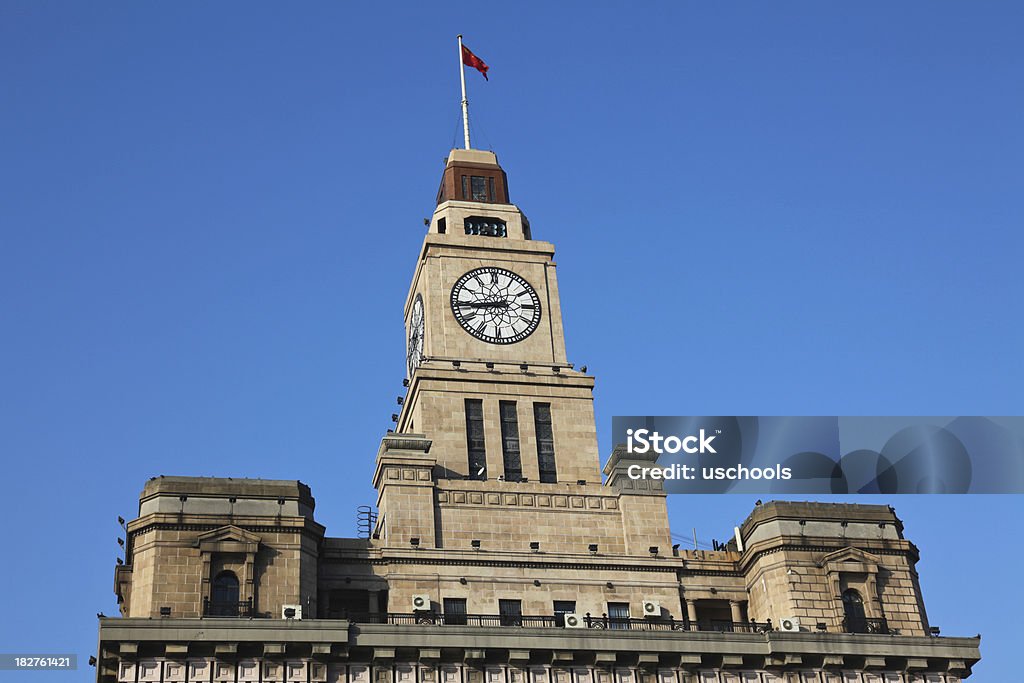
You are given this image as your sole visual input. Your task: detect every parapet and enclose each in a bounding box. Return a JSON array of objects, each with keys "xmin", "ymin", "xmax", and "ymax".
[
  {"xmin": 138, "ymin": 475, "xmax": 315, "ymax": 519},
  {"xmin": 740, "ymin": 500, "xmax": 905, "ymax": 548}
]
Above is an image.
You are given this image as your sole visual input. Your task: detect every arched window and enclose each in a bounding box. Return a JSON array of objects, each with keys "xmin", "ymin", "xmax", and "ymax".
[
  {"xmin": 842, "ymin": 588, "xmax": 867, "ymax": 632},
  {"xmin": 212, "ymin": 571, "xmax": 240, "ymax": 605},
  {"xmin": 204, "ymin": 571, "xmax": 248, "ymax": 617}
]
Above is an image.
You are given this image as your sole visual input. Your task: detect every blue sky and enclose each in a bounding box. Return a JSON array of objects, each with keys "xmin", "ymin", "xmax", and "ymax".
[{"xmin": 1, "ymin": 2, "xmax": 1021, "ymax": 680}]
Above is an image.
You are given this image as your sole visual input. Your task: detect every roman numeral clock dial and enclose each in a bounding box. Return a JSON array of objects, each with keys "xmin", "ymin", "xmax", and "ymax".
[
  {"xmin": 406, "ymin": 293, "xmax": 424, "ymax": 378},
  {"xmin": 450, "ymin": 267, "xmax": 541, "ymax": 344}
]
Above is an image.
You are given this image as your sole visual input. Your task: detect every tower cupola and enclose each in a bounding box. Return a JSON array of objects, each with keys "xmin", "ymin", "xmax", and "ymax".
[
  {"xmin": 429, "ymin": 149, "xmax": 529, "ymax": 240},
  {"xmin": 436, "ymin": 148, "xmax": 510, "ymax": 205}
]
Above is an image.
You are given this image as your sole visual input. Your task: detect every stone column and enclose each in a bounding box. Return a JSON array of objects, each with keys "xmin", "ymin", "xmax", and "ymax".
[
  {"xmin": 829, "ymin": 574, "xmax": 843, "ymax": 627},
  {"xmin": 685, "ymin": 599, "xmax": 698, "ymax": 626},
  {"xmin": 200, "ymin": 555, "xmax": 212, "ymax": 612},
  {"xmin": 866, "ymin": 574, "xmax": 883, "ymax": 619},
  {"xmin": 244, "ymin": 552, "xmax": 255, "ymax": 601},
  {"xmin": 729, "ymin": 600, "xmax": 743, "ymax": 625}
]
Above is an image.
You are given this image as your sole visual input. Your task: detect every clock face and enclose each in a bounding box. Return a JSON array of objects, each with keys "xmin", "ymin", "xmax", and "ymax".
[
  {"xmin": 407, "ymin": 294, "xmax": 424, "ymax": 378},
  {"xmin": 450, "ymin": 267, "xmax": 542, "ymax": 344}
]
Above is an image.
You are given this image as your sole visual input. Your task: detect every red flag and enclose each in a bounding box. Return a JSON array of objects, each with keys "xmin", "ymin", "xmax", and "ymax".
[{"xmin": 461, "ymin": 44, "xmax": 489, "ymax": 81}]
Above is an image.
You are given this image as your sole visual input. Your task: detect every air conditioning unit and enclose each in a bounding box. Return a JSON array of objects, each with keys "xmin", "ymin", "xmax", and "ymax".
[
  {"xmin": 778, "ymin": 617, "xmax": 800, "ymax": 632},
  {"xmin": 563, "ymin": 613, "xmax": 586, "ymax": 629},
  {"xmin": 641, "ymin": 600, "xmax": 662, "ymax": 617},
  {"xmin": 411, "ymin": 594, "xmax": 431, "ymax": 611},
  {"xmin": 281, "ymin": 604, "xmax": 302, "ymax": 620}
]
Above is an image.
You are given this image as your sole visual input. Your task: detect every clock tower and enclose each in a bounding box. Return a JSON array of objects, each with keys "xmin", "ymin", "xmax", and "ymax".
[
  {"xmin": 400, "ymin": 148, "xmax": 595, "ymax": 483},
  {"xmin": 374, "ymin": 147, "xmax": 674, "ymax": 564}
]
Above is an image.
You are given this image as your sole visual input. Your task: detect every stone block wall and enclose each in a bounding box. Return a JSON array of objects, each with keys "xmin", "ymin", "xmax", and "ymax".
[
  {"xmin": 874, "ymin": 553, "xmax": 930, "ymax": 636},
  {"xmin": 124, "ymin": 527, "xmax": 205, "ymax": 618},
  {"xmin": 373, "ymin": 560, "xmax": 683, "ymax": 620},
  {"xmin": 616, "ymin": 489, "xmax": 672, "ymax": 557}
]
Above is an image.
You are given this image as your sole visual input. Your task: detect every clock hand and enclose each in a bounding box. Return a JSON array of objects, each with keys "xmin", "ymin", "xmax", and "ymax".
[{"xmin": 462, "ymin": 300, "xmax": 509, "ymax": 309}]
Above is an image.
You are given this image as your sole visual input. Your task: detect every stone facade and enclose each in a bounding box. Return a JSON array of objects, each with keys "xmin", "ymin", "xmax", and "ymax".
[
  {"xmin": 96, "ymin": 149, "xmax": 980, "ymax": 681},
  {"xmin": 115, "ymin": 478, "xmax": 324, "ymax": 620}
]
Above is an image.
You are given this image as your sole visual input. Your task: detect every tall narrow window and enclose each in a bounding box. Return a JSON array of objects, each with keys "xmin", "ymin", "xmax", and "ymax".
[
  {"xmin": 443, "ymin": 598, "xmax": 468, "ymax": 626},
  {"xmin": 487, "ymin": 176, "xmax": 495, "ymax": 202},
  {"xmin": 461, "ymin": 175, "xmax": 468, "ymax": 199},
  {"xmin": 470, "ymin": 176, "xmax": 488, "ymax": 201},
  {"xmin": 499, "ymin": 599, "xmax": 522, "ymax": 627},
  {"xmin": 607, "ymin": 602, "xmax": 630, "ymax": 630},
  {"xmin": 534, "ymin": 403, "xmax": 556, "ymax": 483},
  {"xmin": 499, "ymin": 401, "xmax": 522, "ymax": 481},
  {"xmin": 465, "ymin": 399, "xmax": 487, "ymax": 480}
]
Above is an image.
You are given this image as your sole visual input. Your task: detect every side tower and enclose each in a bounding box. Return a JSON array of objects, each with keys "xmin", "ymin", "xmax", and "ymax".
[
  {"xmin": 737, "ymin": 501, "xmax": 931, "ymax": 636},
  {"xmin": 114, "ymin": 477, "xmax": 323, "ymax": 619}
]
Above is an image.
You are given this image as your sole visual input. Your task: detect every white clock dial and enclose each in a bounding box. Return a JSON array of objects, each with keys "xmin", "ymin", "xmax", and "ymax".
[
  {"xmin": 450, "ymin": 267, "xmax": 541, "ymax": 344},
  {"xmin": 407, "ymin": 294, "xmax": 424, "ymax": 378}
]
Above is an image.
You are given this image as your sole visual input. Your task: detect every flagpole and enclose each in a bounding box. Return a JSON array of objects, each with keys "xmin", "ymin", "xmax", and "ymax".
[{"xmin": 457, "ymin": 34, "xmax": 471, "ymax": 150}]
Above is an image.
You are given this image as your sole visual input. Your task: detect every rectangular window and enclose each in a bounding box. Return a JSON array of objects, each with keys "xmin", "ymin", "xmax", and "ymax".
[
  {"xmin": 534, "ymin": 403, "xmax": 556, "ymax": 483},
  {"xmin": 487, "ymin": 176, "xmax": 495, "ymax": 202},
  {"xmin": 498, "ymin": 599, "xmax": 522, "ymax": 627},
  {"xmin": 499, "ymin": 401, "xmax": 522, "ymax": 481},
  {"xmin": 443, "ymin": 598, "xmax": 467, "ymax": 626},
  {"xmin": 553, "ymin": 600, "xmax": 576, "ymax": 627},
  {"xmin": 465, "ymin": 399, "xmax": 487, "ymax": 480},
  {"xmin": 327, "ymin": 589, "xmax": 370, "ymax": 619},
  {"xmin": 608, "ymin": 602, "xmax": 630, "ymax": 630},
  {"xmin": 461, "ymin": 175, "xmax": 468, "ymax": 199},
  {"xmin": 437, "ymin": 217, "xmax": 446, "ymax": 234},
  {"xmin": 471, "ymin": 175, "xmax": 488, "ymax": 201}
]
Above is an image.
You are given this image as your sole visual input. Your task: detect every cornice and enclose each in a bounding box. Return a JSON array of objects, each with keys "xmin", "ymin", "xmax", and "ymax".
[
  {"xmin": 129, "ymin": 521, "xmax": 324, "ymax": 543},
  {"xmin": 738, "ymin": 537, "xmax": 920, "ymax": 574},
  {"xmin": 319, "ymin": 553, "xmax": 680, "ymax": 575}
]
